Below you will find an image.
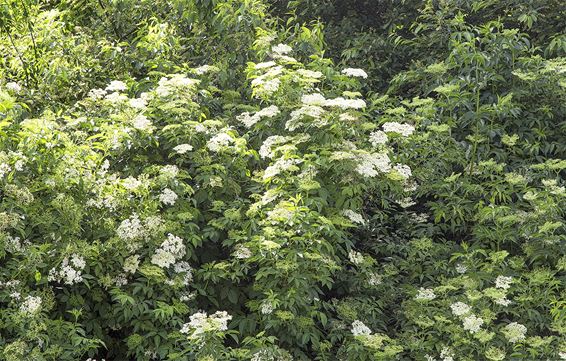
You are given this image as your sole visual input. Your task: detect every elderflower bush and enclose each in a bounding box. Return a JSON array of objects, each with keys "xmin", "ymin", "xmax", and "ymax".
[
  {"xmin": 0, "ymin": 33, "xmax": 415, "ymax": 358},
  {"xmin": 0, "ymin": 68, "xmax": 254, "ymax": 359},
  {"xmin": 398, "ymin": 243, "xmax": 564, "ymax": 360}
]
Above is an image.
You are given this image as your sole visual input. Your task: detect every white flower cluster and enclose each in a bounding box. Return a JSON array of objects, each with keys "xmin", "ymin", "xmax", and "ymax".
[
  {"xmin": 151, "ymin": 233, "xmax": 186, "ymax": 268},
  {"xmin": 0, "ymin": 162, "xmax": 12, "ymax": 178},
  {"xmin": 266, "ymin": 203, "xmax": 295, "ymax": 224},
  {"xmin": 342, "ymin": 210, "xmax": 366, "ymax": 225},
  {"xmin": 297, "ymin": 69, "xmax": 323, "ymax": 79},
  {"xmin": 48, "ymin": 254, "xmax": 86, "ymax": 285},
  {"xmin": 173, "ymin": 144, "xmax": 193, "ymax": 154},
  {"xmin": 450, "ymin": 302, "xmax": 471, "ymax": 316},
  {"xmin": 6, "ymin": 82, "xmax": 22, "ymax": 93},
  {"xmin": 495, "ymin": 297, "xmax": 512, "ymax": 306},
  {"xmin": 159, "ymin": 188, "xmax": 178, "ymax": 206},
  {"xmin": 367, "ymin": 272, "xmax": 382, "ymax": 286},
  {"xmin": 439, "ymin": 348, "xmax": 454, "ymax": 361},
  {"xmin": 259, "ymin": 136, "xmax": 288, "ymax": 159},
  {"xmin": 369, "ymin": 130, "xmax": 388, "ymax": 146},
  {"xmin": 287, "ymin": 105, "xmax": 325, "ymax": 131},
  {"xmin": 180, "ymin": 311, "xmax": 232, "ymax": 337},
  {"xmin": 382, "ymin": 122, "xmax": 415, "ymax": 137},
  {"xmin": 427, "ymin": 347, "xmax": 455, "ymax": 361},
  {"xmin": 160, "ymin": 165, "xmax": 179, "ymax": 179},
  {"xmin": 237, "ymin": 105, "xmax": 280, "ymax": 128},
  {"xmin": 272, "ymin": 43, "xmax": 292, "ymax": 55},
  {"xmin": 5, "ymin": 235, "xmax": 30, "ymax": 253},
  {"xmin": 325, "ymin": 97, "xmax": 366, "ymax": 109},
  {"xmin": 173, "ymin": 261, "xmax": 193, "ymax": 286},
  {"xmin": 233, "ymin": 244, "xmax": 252, "ymax": 259},
  {"xmin": 348, "ymin": 250, "xmax": 364, "ymax": 265},
  {"xmin": 129, "ymin": 97, "xmax": 147, "ymax": 109},
  {"xmin": 105, "ymin": 80, "xmax": 127, "ymax": 92},
  {"xmin": 462, "ymin": 314, "xmax": 484, "ymax": 333},
  {"xmin": 260, "ymin": 300, "xmax": 274, "ymax": 315},
  {"xmin": 301, "ymin": 93, "xmax": 366, "ymax": 109},
  {"xmin": 123, "ymin": 255, "xmax": 140, "ymax": 274},
  {"xmin": 155, "ymin": 74, "xmax": 200, "ymax": 97},
  {"xmin": 502, "ymin": 322, "xmax": 527, "ymax": 343},
  {"xmin": 455, "ymin": 263, "xmax": 467, "ymax": 274},
  {"xmin": 116, "ymin": 214, "xmax": 145, "ymax": 242},
  {"xmin": 393, "ymin": 164, "xmax": 412, "ymax": 180},
  {"xmin": 255, "ymin": 61, "xmax": 276, "ymax": 70},
  {"xmin": 342, "ymin": 68, "xmax": 368, "ymax": 78},
  {"xmin": 415, "ymin": 287, "xmax": 436, "ymax": 301},
  {"xmin": 351, "ymin": 320, "xmax": 372, "ymax": 336},
  {"xmin": 194, "ymin": 64, "xmax": 217, "ymax": 75},
  {"xmin": 19, "ymin": 295, "xmax": 42, "ymax": 315},
  {"xmin": 207, "ymin": 132, "xmax": 234, "ymax": 152},
  {"xmin": 251, "ymin": 65, "xmax": 283, "ymax": 97},
  {"xmin": 132, "ymin": 114, "xmax": 153, "ymax": 132},
  {"xmin": 263, "ymin": 158, "xmax": 302, "ymax": 180},
  {"xmin": 105, "ymin": 91, "xmax": 128, "ymax": 104},
  {"xmin": 355, "ymin": 152, "xmax": 391, "ymax": 177},
  {"xmin": 495, "ymin": 275, "xmax": 513, "ymax": 290}
]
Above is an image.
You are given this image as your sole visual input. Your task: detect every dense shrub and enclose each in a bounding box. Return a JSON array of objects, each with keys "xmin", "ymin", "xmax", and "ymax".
[{"xmin": 0, "ymin": 0, "xmax": 564, "ymax": 360}]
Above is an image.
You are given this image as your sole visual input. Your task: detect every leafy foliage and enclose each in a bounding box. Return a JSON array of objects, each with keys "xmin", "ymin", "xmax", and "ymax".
[{"xmin": 0, "ymin": 0, "xmax": 564, "ymax": 360}]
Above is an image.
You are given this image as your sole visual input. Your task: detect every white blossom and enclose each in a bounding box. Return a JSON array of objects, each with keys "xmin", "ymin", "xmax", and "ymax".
[
  {"xmin": 123, "ymin": 255, "xmax": 140, "ymax": 274},
  {"xmin": 132, "ymin": 115, "xmax": 153, "ymax": 131},
  {"xmin": 302, "ymin": 93, "xmax": 326, "ymax": 106},
  {"xmin": 324, "ymin": 97, "xmax": 366, "ymax": 109},
  {"xmin": 495, "ymin": 297, "xmax": 512, "ymax": 306},
  {"xmin": 173, "ymin": 144, "xmax": 193, "ymax": 154},
  {"xmin": 105, "ymin": 80, "xmax": 127, "ymax": 92},
  {"xmin": 382, "ymin": 122, "xmax": 415, "ymax": 137},
  {"xmin": 233, "ymin": 244, "xmax": 252, "ymax": 259},
  {"xmin": 263, "ymin": 158, "xmax": 302, "ymax": 180},
  {"xmin": 255, "ymin": 61, "xmax": 276, "ymax": 70},
  {"xmin": 180, "ymin": 311, "xmax": 232, "ymax": 337},
  {"xmin": 367, "ymin": 272, "xmax": 382, "ymax": 286},
  {"xmin": 342, "ymin": 68, "xmax": 368, "ymax": 78},
  {"xmin": 450, "ymin": 302, "xmax": 471, "ymax": 316},
  {"xmin": 260, "ymin": 301, "xmax": 274, "ymax": 315},
  {"xmin": 502, "ymin": 322, "xmax": 527, "ymax": 343},
  {"xmin": 369, "ymin": 130, "xmax": 388, "ymax": 146},
  {"xmin": 495, "ymin": 276, "xmax": 513, "ymax": 290},
  {"xmin": 160, "ymin": 165, "xmax": 179, "ymax": 178},
  {"xmin": 20, "ymin": 295, "xmax": 42, "ymax": 315},
  {"xmin": 415, "ymin": 287, "xmax": 436, "ymax": 301},
  {"xmin": 151, "ymin": 249, "xmax": 176, "ymax": 268},
  {"xmin": 272, "ymin": 43, "xmax": 292, "ymax": 55},
  {"xmin": 351, "ymin": 320, "xmax": 372, "ymax": 336},
  {"xmin": 286, "ymin": 105, "xmax": 325, "ymax": 131},
  {"xmin": 256, "ymin": 105, "xmax": 280, "ymax": 118},
  {"xmin": 455, "ymin": 263, "xmax": 467, "ymax": 274},
  {"xmin": 88, "ymin": 88, "xmax": 106, "ymax": 100},
  {"xmin": 342, "ymin": 210, "xmax": 366, "ymax": 225},
  {"xmin": 237, "ymin": 112, "xmax": 260, "ymax": 128},
  {"xmin": 393, "ymin": 164, "xmax": 412, "ymax": 180},
  {"xmin": 348, "ymin": 250, "xmax": 364, "ymax": 265},
  {"xmin": 6, "ymin": 82, "xmax": 22, "ymax": 93},
  {"xmin": 462, "ymin": 314, "xmax": 484, "ymax": 333},
  {"xmin": 207, "ymin": 132, "xmax": 234, "ymax": 152},
  {"xmin": 355, "ymin": 153, "xmax": 391, "ymax": 177},
  {"xmin": 117, "ymin": 214, "xmax": 145, "ymax": 241},
  {"xmin": 297, "ymin": 69, "xmax": 323, "ymax": 79},
  {"xmin": 48, "ymin": 254, "xmax": 85, "ymax": 285},
  {"xmin": 129, "ymin": 98, "xmax": 147, "ymax": 109},
  {"xmin": 159, "ymin": 188, "xmax": 178, "ymax": 206}
]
